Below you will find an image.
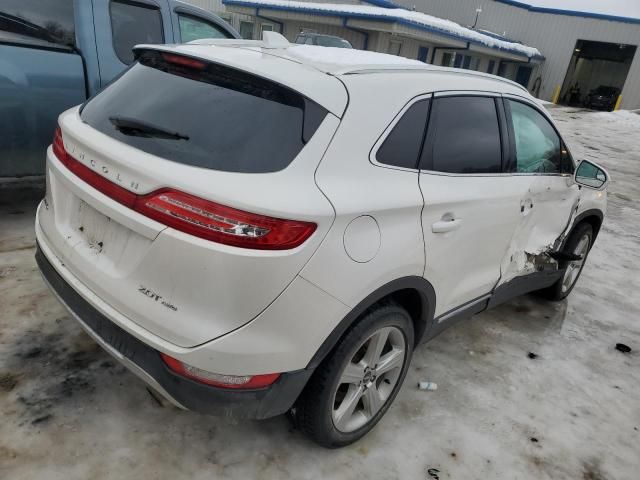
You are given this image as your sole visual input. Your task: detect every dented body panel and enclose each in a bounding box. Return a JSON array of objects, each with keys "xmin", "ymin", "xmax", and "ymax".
[{"xmin": 499, "ymin": 175, "xmax": 582, "ymax": 286}]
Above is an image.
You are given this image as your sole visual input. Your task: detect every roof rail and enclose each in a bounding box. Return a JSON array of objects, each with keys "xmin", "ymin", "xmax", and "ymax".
[{"xmin": 340, "ymin": 64, "xmax": 529, "ymax": 93}]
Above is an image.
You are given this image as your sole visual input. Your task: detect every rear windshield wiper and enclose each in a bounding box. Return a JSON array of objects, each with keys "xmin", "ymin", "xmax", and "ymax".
[{"xmin": 109, "ymin": 116, "xmax": 189, "ymax": 141}]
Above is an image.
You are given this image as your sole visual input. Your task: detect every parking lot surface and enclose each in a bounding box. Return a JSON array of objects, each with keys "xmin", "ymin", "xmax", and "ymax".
[{"xmin": 1, "ymin": 106, "xmax": 639, "ymax": 479}]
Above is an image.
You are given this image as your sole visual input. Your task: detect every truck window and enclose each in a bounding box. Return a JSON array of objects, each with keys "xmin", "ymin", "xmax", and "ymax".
[
  {"xmin": 178, "ymin": 14, "xmax": 232, "ymax": 42},
  {"xmin": 0, "ymin": 0, "xmax": 75, "ymax": 48},
  {"xmin": 110, "ymin": 0, "xmax": 163, "ymax": 65}
]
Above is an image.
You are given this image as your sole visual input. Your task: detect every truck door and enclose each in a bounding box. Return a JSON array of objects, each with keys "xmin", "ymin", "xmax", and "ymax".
[
  {"xmin": 0, "ymin": 0, "xmax": 85, "ymax": 177},
  {"xmin": 93, "ymin": 0, "xmax": 172, "ymax": 87}
]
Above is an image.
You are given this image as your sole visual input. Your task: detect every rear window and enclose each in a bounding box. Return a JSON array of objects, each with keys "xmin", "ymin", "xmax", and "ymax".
[{"xmin": 80, "ymin": 50, "xmax": 328, "ymax": 173}]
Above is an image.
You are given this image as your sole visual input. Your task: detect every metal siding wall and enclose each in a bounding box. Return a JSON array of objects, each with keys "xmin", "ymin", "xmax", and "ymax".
[{"xmin": 392, "ymin": 0, "xmax": 640, "ymax": 108}]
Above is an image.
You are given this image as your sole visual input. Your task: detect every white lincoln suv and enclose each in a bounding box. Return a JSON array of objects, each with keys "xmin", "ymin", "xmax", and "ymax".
[{"xmin": 36, "ymin": 34, "xmax": 608, "ymax": 447}]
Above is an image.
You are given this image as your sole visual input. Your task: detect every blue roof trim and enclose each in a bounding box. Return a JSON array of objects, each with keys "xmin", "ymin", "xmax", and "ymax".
[
  {"xmin": 495, "ymin": 0, "xmax": 640, "ymax": 25},
  {"xmin": 223, "ymin": 0, "xmax": 545, "ymax": 59},
  {"xmin": 361, "ymin": 0, "xmax": 402, "ymax": 9}
]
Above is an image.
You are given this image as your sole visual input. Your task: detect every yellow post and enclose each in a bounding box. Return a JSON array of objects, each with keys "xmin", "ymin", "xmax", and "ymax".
[
  {"xmin": 614, "ymin": 95, "xmax": 623, "ymax": 110},
  {"xmin": 551, "ymin": 85, "xmax": 561, "ymax": 104}
]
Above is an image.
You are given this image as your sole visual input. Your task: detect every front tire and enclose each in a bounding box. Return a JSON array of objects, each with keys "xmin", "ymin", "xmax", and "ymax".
[
  {"xmin": 295, "ymin": 303, "xmax": 414, "ymax": 448},
  {"xmin": 544, "ymin": 223, "xmax": 593, "ymax": 301}
]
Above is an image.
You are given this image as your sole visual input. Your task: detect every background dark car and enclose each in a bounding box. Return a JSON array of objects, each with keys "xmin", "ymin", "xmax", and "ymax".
[
  {"xmin": 584, "ymin": 86, "xmax": 620, "ymax": 111},
  {"xmin": 294, "ymin": 32, "xmax": 352, "ymax": 48}
]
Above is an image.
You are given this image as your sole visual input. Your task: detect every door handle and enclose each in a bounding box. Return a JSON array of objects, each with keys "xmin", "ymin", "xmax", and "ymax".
[{"xmin": 432, "ymin": 218, "xmax": 462, "ymax": 233}]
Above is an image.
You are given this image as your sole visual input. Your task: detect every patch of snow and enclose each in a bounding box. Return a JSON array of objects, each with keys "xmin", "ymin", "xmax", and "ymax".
[
  {"xmin": 287, "ymin": 44, "xmax": 424, "ymax": 67},
  {"xmin": 590, "ymin": 109, "xmax": 640, "ymax": 127},
  {"xmin": 509, "ymin": 0, "xmax": 640, "ymax": 21},
  {"xmin": 224, "ymin": 0, "xmax": 542, "ymax": 58}
]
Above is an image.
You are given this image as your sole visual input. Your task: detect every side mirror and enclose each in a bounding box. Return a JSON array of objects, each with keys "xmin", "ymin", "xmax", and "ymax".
[{"xmin": 574, "ymin": 160, "xmax": 608, "ymax": 190}]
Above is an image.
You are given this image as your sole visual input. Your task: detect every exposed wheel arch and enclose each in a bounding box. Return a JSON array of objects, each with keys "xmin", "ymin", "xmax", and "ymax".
[
  {"xmin": 306, "ymin": 276, "xmax": 436, "ymax": 370},
  {"xmin": 564, "ymin": 209, "xmax": 604, "ymax": 252}
]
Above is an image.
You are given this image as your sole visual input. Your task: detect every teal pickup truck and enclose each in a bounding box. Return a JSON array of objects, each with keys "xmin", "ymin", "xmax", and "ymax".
[{"xmin": 0, "ymin": 0, "xmax": 239, "ymax": 177}]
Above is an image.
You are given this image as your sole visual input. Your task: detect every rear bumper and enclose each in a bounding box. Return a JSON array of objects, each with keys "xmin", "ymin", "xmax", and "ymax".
[{"xmin": 36, "ymin": 245, "xmax": 312, "ymax": 419}]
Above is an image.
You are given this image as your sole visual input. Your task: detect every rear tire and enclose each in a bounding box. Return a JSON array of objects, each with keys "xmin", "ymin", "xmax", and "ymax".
[
  {"xmin": 294, "ymin": 303, "xmax": 414, "ymax": 448},
  {"xmin": 543, "ymin": 223, "xmax": 593, "ymax": 301}
]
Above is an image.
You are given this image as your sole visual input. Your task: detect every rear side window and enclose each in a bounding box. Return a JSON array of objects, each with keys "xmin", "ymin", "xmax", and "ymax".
[
  {"xmin": 80, "ymin": 50, "xmax": 328, "ymax": 173},
  {"xmin": 178, "ymin": 14, "xmax": 232, "ymax": 42},
  {"xmin": 420, "ymin": 96, "xmax": 502, "ymax": 174},
  {"xmin": 0, "ymin": 0, "xmax": 75, "ymax": 47},
  {"xmin": 110, "ymin": 0, "xmax": 164, "ymax": 65},
  {"xmin": 506, "ymin": 100, "xmax": 563, "ymax": 174},
  {"xmin": 376, "ymin": 99, "xmax": 429, "ymax": 169}
]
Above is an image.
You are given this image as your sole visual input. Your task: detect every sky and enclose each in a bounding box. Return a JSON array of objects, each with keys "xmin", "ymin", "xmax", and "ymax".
[{"xmin": 512, "ymin": 0, "xmax": 640, "ymax": 19}]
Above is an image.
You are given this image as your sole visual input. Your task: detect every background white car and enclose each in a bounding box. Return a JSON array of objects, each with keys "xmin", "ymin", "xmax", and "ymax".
[{"xmin": 36, "ymin": 34, "xmax": 608, "ymax": 447}]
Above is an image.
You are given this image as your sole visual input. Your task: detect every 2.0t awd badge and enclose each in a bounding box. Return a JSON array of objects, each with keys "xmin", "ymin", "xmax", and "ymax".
[{"xmin": 138, "ymin": 285, "xmax": 178, "ymax": 312}]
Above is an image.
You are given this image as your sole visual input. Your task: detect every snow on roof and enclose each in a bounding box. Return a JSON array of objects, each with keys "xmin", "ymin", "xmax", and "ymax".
[
  {"xmin": 496, "ymin": 0, "xmax": 640, "ymax": 23},
  {"xmin": 223, "ymin": 0, "xmax": 543, "ymax": 58}
]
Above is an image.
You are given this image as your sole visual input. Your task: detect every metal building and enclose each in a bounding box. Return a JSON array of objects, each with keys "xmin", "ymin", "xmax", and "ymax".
[
  {"xmin": 391, "ymin": 0, "xmax": 640, "ymax": 109},
  {"xmin": 188, "ymin": 0, "xmax": 640, "ymax": 109}
]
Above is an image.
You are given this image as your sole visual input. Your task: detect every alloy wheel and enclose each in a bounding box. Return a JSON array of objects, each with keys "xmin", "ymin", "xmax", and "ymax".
[
  {"xmin": 561, "ymin": 234, "xmax": 590, "ymax": 293},
  {"xmin": 331, "ymin": 326, "xmax": 406, "ymax": 433}
]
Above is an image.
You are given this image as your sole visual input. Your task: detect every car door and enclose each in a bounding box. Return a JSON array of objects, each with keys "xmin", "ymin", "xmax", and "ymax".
[
  {"xmin": 419, "ymin": 93, "xmax": 529, "ymax": 319},
  {"xmin": 170, "ymin": 3, "xmax": 239, "ymax": 43},
  {"xmin": 497, "ymin": 96, "xmax": 580, "ymax": 285},
  {"xmin": 94, "ymin": 0, "xmax": 172, "ymax": 87}
]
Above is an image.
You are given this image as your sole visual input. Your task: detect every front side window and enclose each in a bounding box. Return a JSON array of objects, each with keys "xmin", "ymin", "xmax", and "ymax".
[
  {"xmin": 376, "ymin": 99, "xmax": 430, "ymax": 169},
  {"xmin": 0, "ymin": 0, "xmax": 75, "ymax": 47},
  {"xmin": 110, "ymin": 0, "xmax": 164, "ymax": 65},
  {"xmin": 507, "ymin": 100, "xmax": 564, "ymax": 174},
  {"xmin": 421, "ymin": 96, "xmax": 502, "ymax": 174},
  {"xmin": 178, "ymin": 14, "xmax": 232, "ymax": 43}
]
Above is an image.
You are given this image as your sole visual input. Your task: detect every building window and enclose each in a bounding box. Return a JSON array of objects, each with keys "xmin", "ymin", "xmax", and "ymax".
[
  {"xmin": 239, "ymin": 21, "xmax": 253, "ymax": 39},
  {"xmin": 487, "ymin": 60, "xmax": 496, "ymax": 74},
  {"xmin": 418, "ymin": 46, "xmax": 429, "ymax": 63},
  {"xmin": 261, "ymin": 23, "xmax": 273, "ymax": 33},
  {"xmin": 388, "ymin": 40, "xmax": 402, "ymax": 56},
  {"xmin": 441, "ymin": 52, "xmax": 454, "ymax": 67}
]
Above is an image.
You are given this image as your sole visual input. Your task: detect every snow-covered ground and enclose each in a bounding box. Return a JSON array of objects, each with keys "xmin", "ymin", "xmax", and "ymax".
[{"xmin": 1, "ymin": 107, "xmax": 639, "ymax": 479}]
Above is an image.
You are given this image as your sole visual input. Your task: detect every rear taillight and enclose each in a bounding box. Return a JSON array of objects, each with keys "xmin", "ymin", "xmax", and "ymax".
[
  {"xmin": 136, "ymin": 189, "xmax": 316, "ymax": 249},
  {"xmin": 51, "ymin": 127, "xmax": 316, "ymax": 250},
  {"xmin": 160, "ymin": 353, "xmax": 280, "ymax": 389}
]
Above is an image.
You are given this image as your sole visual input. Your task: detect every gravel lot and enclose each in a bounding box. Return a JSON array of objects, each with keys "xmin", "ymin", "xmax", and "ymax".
[{"xmin": 1, "ymin": 106, "xmax": 639, "ymax": 480}]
